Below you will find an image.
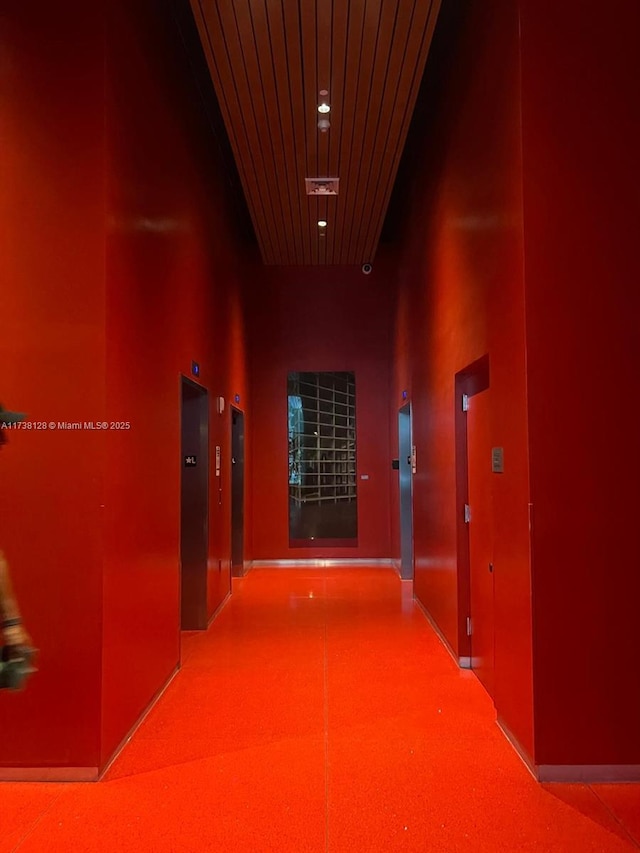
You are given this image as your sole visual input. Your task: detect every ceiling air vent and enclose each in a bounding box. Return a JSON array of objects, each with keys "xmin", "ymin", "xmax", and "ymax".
[{"xmin": 305, "ymin": 178, "xmax": 340, "ymax": 196}]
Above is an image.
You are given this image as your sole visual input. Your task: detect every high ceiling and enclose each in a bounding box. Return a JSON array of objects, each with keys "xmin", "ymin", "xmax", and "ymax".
[{"xmin": 189, "ymin": 0, "xmax": 442, "ymax": 265}]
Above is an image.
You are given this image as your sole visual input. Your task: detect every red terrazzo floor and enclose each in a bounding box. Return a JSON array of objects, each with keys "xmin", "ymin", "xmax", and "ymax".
[{"xmin": 2, "ymin": 568, "xmax": 639, "ymax": 852}]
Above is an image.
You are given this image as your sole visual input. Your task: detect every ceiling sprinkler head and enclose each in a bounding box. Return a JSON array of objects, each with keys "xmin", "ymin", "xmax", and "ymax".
[{"xmin": 318, "ymin": 118, "xmax": 330, "ymax": 133}]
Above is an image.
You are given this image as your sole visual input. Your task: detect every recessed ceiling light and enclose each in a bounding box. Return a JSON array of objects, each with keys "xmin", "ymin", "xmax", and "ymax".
[
  {"xmin": 317, "ymin": 103, "xmax": 331, "ymax": 114},
  {"xmin": 318, "ymin": 220, "xmax": 327, "ymax": 228}
]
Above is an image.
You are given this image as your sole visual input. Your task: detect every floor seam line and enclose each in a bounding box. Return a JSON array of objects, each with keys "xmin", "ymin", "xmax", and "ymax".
[
  {"xmin": 589, "ymin": 785, "xmax": 640, "ymax": 850},
  {"xmin": 9, "ymin": 787, "xmax": 68, "ymax": 853}
]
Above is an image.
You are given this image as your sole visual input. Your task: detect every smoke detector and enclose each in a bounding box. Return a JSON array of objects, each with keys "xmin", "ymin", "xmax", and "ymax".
[{"xmin": 305, "ymin": 178, "xmax": 340, "ymax": 196}]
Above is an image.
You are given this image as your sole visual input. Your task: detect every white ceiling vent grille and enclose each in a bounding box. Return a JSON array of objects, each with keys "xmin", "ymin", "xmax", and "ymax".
[{"xmin": 305, "ymin": 178, "xmax": 340, "ymax": 196}]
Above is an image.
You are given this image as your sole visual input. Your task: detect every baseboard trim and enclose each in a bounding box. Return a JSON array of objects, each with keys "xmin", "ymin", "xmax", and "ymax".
[
  {"xmin": 413, "ymin": 596, "xmax": 467, "ymax": 669},
  {"xmin": 497, "ymin": 718, "xmax": 640, "ymax": 783},
  {"xmin": 207, "ymin": 590, "xmax": 231, "ymax": 625},
  {"xmin": 0, "ymin": 658, "xmax": 183, "ymax": 783},
  {"xmin": 98, "ymin": 663, "xmax": 181, "ymax": 781},
  {"xmin": 0, "ymin": 765, "xmax": 99, "ymax": 782},
  {"xmin": 232, "ymin": 562, "xmax": 250, "ymax": 578},
  {"xmin": 497, "ymin": 718, "xmax": 538, "ymax": 780},
  {"xmin": 537, "ymin": 763, "xmax": 640, "ymax": 783},
  {"xmin": 247, "ymin": 558, "xmax": 396, "ymax": 569}
]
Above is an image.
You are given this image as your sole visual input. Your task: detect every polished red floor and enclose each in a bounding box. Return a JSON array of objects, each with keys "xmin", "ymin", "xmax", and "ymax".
[{"xmin": 3, "ymin": 568, "xmax": 640, "ymax": 852}]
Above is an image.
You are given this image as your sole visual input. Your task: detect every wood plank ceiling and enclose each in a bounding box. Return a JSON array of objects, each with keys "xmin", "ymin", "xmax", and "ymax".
[{"xmin": 190, "ymin": 0, "xmax": 442, "ymax": 265}]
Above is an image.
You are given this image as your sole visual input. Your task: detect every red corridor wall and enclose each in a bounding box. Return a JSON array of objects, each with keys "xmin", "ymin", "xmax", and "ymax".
[
  {"xmin": 0, "ymin": 3, "xmax": 106, "ymax": 770},
  {"xmin": 392, "ymin": 0, "xmax": 640, "ymax": 772},
  {"xmin": 1, "ymin": 0, "xmax": 250, "ymax": 776},
  {"xmin": 246, "ymin": 263, "xmax": 394, "ymax": 563},
  {"xmin": 521, "ymin": 0, "xmax": 640, "ymax": 768},
  {"xmin": 390, "ymin": 0, "xmax": 534, "ymax": 759},
  {"xmin": 101, "ymin": 0, "xmax": 250, "ymax": 766}
]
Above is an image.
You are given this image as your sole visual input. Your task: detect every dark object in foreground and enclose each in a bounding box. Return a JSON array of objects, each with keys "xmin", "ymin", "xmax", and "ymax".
[{"xmin": 0, "ymin": 645, "xmax": 37, "ymax": 690}]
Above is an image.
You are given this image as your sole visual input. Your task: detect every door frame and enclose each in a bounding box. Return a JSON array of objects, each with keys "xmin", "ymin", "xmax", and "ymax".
[
  {"xmin": 454, "ymin": 355, "xmax": 489, "ymax": 667},
  {"xmin": 398, "ymin": 402, "xmax": 414, "ymax": 581},
  {"xmin": 230, "ymin": 405, "xmax": 245, "ymax": 578}
]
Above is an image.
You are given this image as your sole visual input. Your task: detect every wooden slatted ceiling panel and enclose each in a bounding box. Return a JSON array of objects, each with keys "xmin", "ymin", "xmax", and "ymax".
[{"xmin": 191, "ymin": 0, "xmax": 441, "ymax": 265}]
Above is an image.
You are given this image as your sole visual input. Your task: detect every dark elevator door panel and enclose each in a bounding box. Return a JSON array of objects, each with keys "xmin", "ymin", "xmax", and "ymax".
[
  {"xmin": 467, "ymin": 389, "xmax": 495, "ymax": 698},
  {"xmin": 231, "ymin": 408, "xmax": 244, "ymax": 577},
  {"xmin": 180, "ymin": 379, "xmax": 209, "ymax": 630}
]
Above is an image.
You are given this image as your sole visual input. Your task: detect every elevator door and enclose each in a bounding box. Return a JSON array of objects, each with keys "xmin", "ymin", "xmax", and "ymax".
[
  {"xmin": 398, "ymin": 403, "xmax": 414, "ymax": 580},
  {"xmin": 467, "ymin": 389, "xmax": 495, "ymax": 697},
  {"xmin": 180, "ymin": 378, "xmax": 209, "ymax": 630},
  {"xmin": 231, "ymin": 407, "xmax": 245, "ymax": 577}
]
